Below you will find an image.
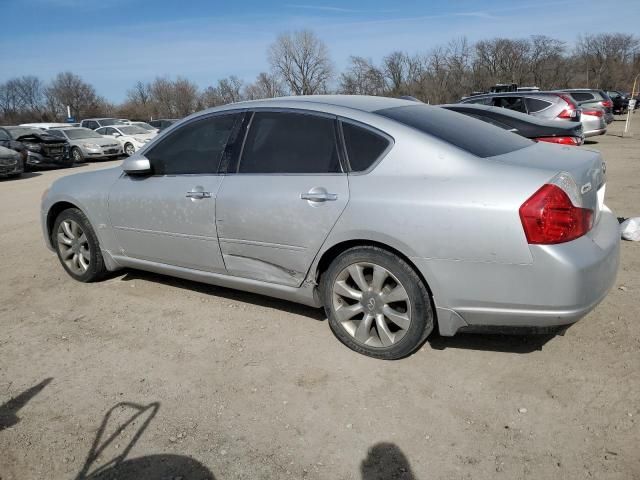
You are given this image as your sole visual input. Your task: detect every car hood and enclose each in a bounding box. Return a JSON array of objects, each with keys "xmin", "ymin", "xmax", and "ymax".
[{"xmin": 0, "ymin": 146, "xmax": 20, "ymax": 160}]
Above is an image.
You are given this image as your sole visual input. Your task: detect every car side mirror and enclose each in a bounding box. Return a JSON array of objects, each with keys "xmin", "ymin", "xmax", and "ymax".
[{"xmin": 122, "ymin": 156, "xmax": 151, "ymax": 175}]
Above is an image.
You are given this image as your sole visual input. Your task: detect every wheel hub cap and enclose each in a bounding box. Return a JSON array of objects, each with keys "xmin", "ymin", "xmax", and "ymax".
[
  {"xmin": 56, "ymin": 219, "xmax": 91, "ymax": 275},
  {"xmin": 332, "ymin": 262, "xmax": 412, "ymax": 348}
]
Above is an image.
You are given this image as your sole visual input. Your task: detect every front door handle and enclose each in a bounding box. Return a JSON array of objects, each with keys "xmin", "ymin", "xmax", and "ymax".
[
  {"xmin": 186, "ymin": 191, "xmax": 211, "ymax": 199},
  {"xmin": 300, "ymin": 192, "xmax": 338, "ymax": 202}
]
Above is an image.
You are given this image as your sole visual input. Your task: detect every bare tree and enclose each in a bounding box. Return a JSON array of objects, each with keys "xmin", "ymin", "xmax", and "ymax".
[
  {"xmin": 44, "ymin": 72, "xmax": 102, "ymax": 120},
  {"xmin": 243, "ymin": 72, "xmax": 286, "ymax": 99},
  {"xmin": 339, "ymin": 56, "xmax": 386, "ymax": 95},
  {"xmin": 575, "ymin": 33, "xmax": 640, "ymax": 88},
  {"xmin": 268, "ymin": 29, "xmax": 333, "ymax": 95}
]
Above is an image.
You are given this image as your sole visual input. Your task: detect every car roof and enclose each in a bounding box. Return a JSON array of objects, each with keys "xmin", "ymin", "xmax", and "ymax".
[{"xmin": 216, "ymin": 95, "xmax": 418, "ymax": 114}]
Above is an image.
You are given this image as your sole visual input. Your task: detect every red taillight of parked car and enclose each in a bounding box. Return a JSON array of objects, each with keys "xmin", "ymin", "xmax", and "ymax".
[
  {"xmin": 601, "ymin": 100, "xmax": 613, "ymax": 108},
  {"xmin": 582, "ymin": 109, "xmax": 603, "ymax": 117},
  {"xmin": 556, "ymin": 94, "xmax": 579, "ymax": 119},
  {"xmin": 519, "ymin": 184, "xmax": 593, "ymax": 244},
  {"xmin": 535, "ymin": 136, "xmax": 581, "ymax": 146}
]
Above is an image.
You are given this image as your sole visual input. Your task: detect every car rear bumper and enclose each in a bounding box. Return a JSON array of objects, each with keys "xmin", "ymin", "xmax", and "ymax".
[
  {"xmin": 414, "ymin": 208, "xmax": 620, "ymax": 336},
  {"xmin": 583, "ymin": 127, "xmax": 607, "ymax": 138}
]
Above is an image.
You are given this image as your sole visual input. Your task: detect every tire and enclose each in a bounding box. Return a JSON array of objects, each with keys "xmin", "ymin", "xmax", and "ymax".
[
  {"xmin": 52, "ymin": 208, "xmax": 106, "ymax": 282},
  {"xmin": 124, "ymin": 143, "xmax": 135, "ymax": 156},
  {"xmin": 321, "ymin": 246, "xmax": 433, "ymax": 360},
  {"xmin": 70, "ymin": 147, "xmax": 84, "ymax": 163}
]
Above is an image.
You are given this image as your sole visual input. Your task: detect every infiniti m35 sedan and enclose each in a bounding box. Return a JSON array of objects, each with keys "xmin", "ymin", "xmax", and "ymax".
[{"xmin": 41, "ymin": 96, "xmax": 619, "ymax": 359}]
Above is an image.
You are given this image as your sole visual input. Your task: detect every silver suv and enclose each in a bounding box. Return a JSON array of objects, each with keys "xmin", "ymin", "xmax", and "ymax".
[
  {"xmin": 80, "ymin": 118, "xmax": 128, "ymax": 130},
  {"xmin": 460, "ymin": 92, "xmax": 581, "ymax": 123}
]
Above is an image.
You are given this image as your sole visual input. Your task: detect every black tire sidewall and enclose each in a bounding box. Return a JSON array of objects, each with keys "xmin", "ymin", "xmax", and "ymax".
[
  {"xmin": 52, "ymin": 208, "xmax": 105, "ymax": 282},
  {"xmin": 321, "ymin": 246, "xmax": 433, "ymax": 360}
]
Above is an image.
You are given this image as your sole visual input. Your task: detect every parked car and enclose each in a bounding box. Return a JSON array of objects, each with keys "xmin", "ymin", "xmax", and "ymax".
[
  {"xmin": 0, "ymin": 127, "xmax": 28, "ymax": 165},
  {"xmin": 606, "ymin": 91, "xmax": 629, "ymax": 114},
  {"xmin": 47, "ymin": 127, "xmax": 123, "ymax": 162},
  {"xmin": 130, "ymin": 121, "xmax": 159, "ymax": 133},
  {"xmin": 578, "ymin": 107, "xmax": 607, "ymax": 138},
  {"xmin": 0, "ymin": 145, "xmax": 24, "ymax": 178},
  {"xmin": 441, "ymin": 104, "xmax": 584, "ymax": 145},
  {"xmin": 95, "ymin": 125, "xmax": 156, "ymax": 156},
  {"xmin": 41, "ymin": 96, "xmax": 619, "ymax": 359},
  {"xmin": 554, "ymin": 89, "xmax": 614, "ymax": 124},
  {"xmin": 459, "ymin": 92, "xmax": 581, "ymax": 123},
  {"xmin": 0, "ymin": 126, "xmax": 72, "ymax": 169},
  {"xmin": 148, "ymin": 119, "xmax": 178, "ymax": 131},
  {"xmin": 80, "ymin": 118, "xmax": 128, "ymax": 130}
]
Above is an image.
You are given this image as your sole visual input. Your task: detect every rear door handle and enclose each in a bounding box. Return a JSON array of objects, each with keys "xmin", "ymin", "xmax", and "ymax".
[
  {"xmin": 186, "ymin": 191, "xmax": 211, "ymax": 199},
  {"xmin": 300, "ymin": 192, "xmax": 338, "ymax": 202}
]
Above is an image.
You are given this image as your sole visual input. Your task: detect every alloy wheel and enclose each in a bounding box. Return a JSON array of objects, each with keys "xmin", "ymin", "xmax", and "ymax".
[
  {"xmin": 57, "ymin": 219, "xmax": 91, "ymax": 275},
  {"xmin": 332, "ymin": 262, "xmax": 412, "ymax": 347}
]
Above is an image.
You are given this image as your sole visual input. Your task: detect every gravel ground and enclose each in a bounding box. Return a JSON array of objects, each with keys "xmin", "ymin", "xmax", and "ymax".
[{"xmin": 1, "ymin": 118, "xmax": 638, "ymax": 480}]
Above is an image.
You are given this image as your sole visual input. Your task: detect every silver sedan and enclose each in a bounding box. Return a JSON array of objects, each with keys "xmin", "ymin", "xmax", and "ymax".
[{"xmin": 41, "ymin": 96, "xmax": 619, "ymax": 359}]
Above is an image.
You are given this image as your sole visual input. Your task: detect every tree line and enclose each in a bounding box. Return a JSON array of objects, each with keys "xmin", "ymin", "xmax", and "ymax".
[{"xmin": 1, "ymin": 30, "xmax": 638, "ymax": 124}]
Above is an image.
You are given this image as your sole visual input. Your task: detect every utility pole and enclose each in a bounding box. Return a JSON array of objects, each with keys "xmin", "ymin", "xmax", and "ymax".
[{"xmin": 623, "ymin": 73, "xmax": 639, "ymax": 137}]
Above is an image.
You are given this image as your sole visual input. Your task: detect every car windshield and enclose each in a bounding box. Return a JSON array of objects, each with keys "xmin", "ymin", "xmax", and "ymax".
[
  {"xmin": 118, "ymin": 126, "xmax": 148, "ymax": 135},
  {"xmin": 6, "ymin": 127, "xmax": 43, "ymax": 139},
  {"xmin": 133, "ymin": 122, "xmax": 155, "ymax": 131},
  {"xmin": 376, "ymin": 104, "xmax": 532, "ymax": 158},
  {"xmin": 64, "ymin": 129, "xmax": 103, "ymax": 140}
]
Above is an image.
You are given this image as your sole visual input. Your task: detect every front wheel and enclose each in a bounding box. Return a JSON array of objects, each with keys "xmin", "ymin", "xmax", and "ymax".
[
  {"xmin": 53, "ymin": 208, "xmax": 106, "ymax": 282},
  {"xmin": 124, "ymin": 143, "xmax": 135, "ymax": 156},
  {"xmin": 71, "ymin": 147, "xmax": 84, "ymax": 163},
  {"xmin": 321, "ymin": 246, "xmax": 433, "ymax": 359}
]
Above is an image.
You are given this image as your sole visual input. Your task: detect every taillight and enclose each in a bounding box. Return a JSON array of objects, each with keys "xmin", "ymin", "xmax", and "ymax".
[
  {"xmin": 519, "ymin": 175, "xmax": 593, "ymax": 244},
  {"xmin": 535, "ymin": 136, "xmax": 580, "ymax": 146},
  {"xmin": 556, "ymin": 94, "xmax": 579, "ymax": 119},
  {"xmin": 583, "ymin": 109, "xmax": 603, "ymax": 117},
  {"xmin": 601, "ymin": 100, "xmax": 613, "ymax": 108}
]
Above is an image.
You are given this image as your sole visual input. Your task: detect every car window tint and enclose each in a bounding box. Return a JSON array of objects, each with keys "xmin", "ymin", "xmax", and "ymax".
[
  {"xmin": 571, "ymin": 92, "xmax": 594, "ymax": 102},
  {"xmin": 525, "ymin": 98, "xmax": 552, "ymax": 113},
  {"xmin": 48, "ymin": 130, "xmax": 64, "ymax": 138},
  {"xmin": 493, "ymin": 96, "xmax": 525, "ymax": 112},
  {"xmin": 147, "ymin": 113, "xmax": 240, "ymax": 175},
  {"xmin": 464, "ymin": 97, "xmax": 492, "ymax": 105},
  {"xmin": 96, "ymin": 128, "xmax": 106, "ymax": 135},
  {"xmin": 341, "ymin": 122, "xmax": 390, "ymax": 172},
  {"xmin": 376, "ymin": 104, "xmax": 532, "ymax": 158},
  {"xmin": 238, "ymin": 112, "xmax": 341, "ymax": 174},
  {"xmin": 0, "ymin": 129, "xmax": 10, "ymax": 141}
]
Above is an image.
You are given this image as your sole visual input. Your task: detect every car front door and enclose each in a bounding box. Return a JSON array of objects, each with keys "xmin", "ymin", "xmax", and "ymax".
[
  {"xmin": 215, "ymin": 110, "xmax": 350, "ymax": 287},
  {"xmin": 107, "ymin": 112, "xmax": 243, "ymax": 273}
]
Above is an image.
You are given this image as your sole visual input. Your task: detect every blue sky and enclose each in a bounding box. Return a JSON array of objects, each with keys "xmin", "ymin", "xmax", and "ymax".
[{"xmin": 1, "ymin": 0, "xmax": 639, "ymax": 102}]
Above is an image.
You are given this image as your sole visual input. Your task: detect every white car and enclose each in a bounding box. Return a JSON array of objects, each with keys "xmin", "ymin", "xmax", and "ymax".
[
  {"xmin": 95, "ymin": 125, "xmax": 156, "ymax": 156},
  {"xmin": 130, "ymin": 121, "xmax": 159, "ymax": 134}
]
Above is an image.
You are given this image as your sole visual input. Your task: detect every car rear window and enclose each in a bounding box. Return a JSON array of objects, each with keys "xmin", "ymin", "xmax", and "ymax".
[
  {"xmin": 375, "ymin": 105, "xmax": 532, "ymax": 158},
  {"xmin": 570, "ymin": 92, "xmax": 595, "ymax": 102}
]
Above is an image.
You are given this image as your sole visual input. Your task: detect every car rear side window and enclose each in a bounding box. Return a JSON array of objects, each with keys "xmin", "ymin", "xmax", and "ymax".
[
  {"xmin": 463, "ymin": 97, "xmax": 492, "ymax": 105},
  {"xmin": 146, "ymin": 113, "xmax": 240, "ymax": 175},
  {"xmin": 341, "ymin": 122, "xmax": 390, "ymax": 172},
  {"xmin": 0, "ymin": 129, "xmax": 10, "ymax": 141},
  {"xmin": 238, "ymin": 112, "xmax": 341, "ymax": 174},
  {"xmin": 525, "ymin": 98, "xmax": 552, "ymax": 113},
  {"xmin": 376, "ymin": 105, "xmax": 532, "ymax": 158},
  {"xmin": 493, "ymin": 96, "xmax": 526, "ymax": 112}
]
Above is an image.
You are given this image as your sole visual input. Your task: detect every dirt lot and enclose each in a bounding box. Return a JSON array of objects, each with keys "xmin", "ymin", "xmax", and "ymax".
[{"xmin": 1, "ymin": 119, "xmax": 639, "ymax": 480}]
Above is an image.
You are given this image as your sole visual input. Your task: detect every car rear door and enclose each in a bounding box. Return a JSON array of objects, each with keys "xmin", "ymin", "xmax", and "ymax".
[
  {"xmin": 107, "ymin": 112, "xmax": 243, "ymax": 273},
  {"xmin": 215, "ymin": 110, "xmax": 349, "ymax": 287}
]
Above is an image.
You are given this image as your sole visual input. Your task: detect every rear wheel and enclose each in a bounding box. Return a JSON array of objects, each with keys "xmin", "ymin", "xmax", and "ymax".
[
  {"xmin": 321, "ymin": 246, "xmax": 433, "ymax": 359},
  {"xmin": 52, "ymin": 208, "xmax": 106, "ymax": 282}
]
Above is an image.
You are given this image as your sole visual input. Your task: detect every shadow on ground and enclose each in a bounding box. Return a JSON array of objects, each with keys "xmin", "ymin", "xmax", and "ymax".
[
  {"xmin": 429, "ymin": 331, "xmax": 557, "ymax": 353},
  {"xmin": 118, "ymin": 269, "xmax": 327, "ymax": 321},
  {"xmin": 0, "ymin": 378, "xmax": 52, "ymax": 431},
  {"xmin": 0, "ymin": 171, "xmax": 42, "ymax": 181},
  {"xmin": 74, "ymin": 402, "xmax": 215, "ymax": 480},
  {"xmin": 361, "ymin": 442, "xmax": 415, "ymax": 480}
]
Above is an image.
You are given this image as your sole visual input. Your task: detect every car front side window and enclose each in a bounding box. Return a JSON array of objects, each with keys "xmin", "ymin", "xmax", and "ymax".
[
  {"xmin": 237, "ymin": 111, "xmax": 341, "ymax": 174},
  {"xmin": 145, "ymin": 113, "xmax": 241, "ymax": 175}
]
